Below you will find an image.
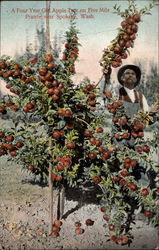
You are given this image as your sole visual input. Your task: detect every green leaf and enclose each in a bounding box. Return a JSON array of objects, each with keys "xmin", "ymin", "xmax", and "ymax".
[
  {"xmin": 46, "ymin": 109, "xmax": 56, "ymax": 116},
  {"xmin": 57, "ymin": 120, "xmax": 66, "ymax": 130}
]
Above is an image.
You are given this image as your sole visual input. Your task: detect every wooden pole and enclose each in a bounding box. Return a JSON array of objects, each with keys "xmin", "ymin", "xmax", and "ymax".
[
  {"xmin": 48, "ymin": 136, "xmax": 53, "ymax": 235},
  {"xmin": 45, "ymin": 0, "xmax": 53, "ymax": 235},
  {"xmin": 45, "ymin": 0, "xmax": 51, "ymax": 53},
  {"xmin": 59, "ymin": 186, "xmax": 65, "ymax": 219},
  {"xmin": 103, "ymin": 67, "xmax": 112, "ymax": 104}
]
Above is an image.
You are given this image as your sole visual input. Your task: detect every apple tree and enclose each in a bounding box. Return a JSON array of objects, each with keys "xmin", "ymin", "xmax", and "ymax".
[{"xmin": 0, "ymin": 2, "xmax": 159, "ymax": 245}]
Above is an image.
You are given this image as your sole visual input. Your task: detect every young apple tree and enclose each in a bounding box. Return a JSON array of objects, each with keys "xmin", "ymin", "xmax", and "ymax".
[{"xmin": 0, "ymin": 2, "xmax": 158, "ymax": 245}]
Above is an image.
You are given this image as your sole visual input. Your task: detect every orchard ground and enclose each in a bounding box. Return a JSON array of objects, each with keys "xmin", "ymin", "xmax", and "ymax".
[{"xmin": 0, "ymin": 117, "xmax": 159, "ymax": 250}]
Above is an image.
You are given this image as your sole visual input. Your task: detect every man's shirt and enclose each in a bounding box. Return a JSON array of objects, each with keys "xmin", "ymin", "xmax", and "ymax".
[{"xmin": 120, "ymin": 87, "xmax": 149, "ymax": 112}]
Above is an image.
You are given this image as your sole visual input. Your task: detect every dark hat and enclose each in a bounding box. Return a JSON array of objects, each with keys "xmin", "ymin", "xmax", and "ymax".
[{"xmin": 117, "ymin": 64, "xmax": 141, "ymax": 86}]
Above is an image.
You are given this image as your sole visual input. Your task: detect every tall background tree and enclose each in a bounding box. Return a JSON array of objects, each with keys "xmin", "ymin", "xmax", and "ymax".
[
  {"xmin": 45, "ymin": 0, "xmax": 52, "ymax": 54},
  {"xmin": 136, "ymin": 62, "xmax": 159, "ymax": 106}
]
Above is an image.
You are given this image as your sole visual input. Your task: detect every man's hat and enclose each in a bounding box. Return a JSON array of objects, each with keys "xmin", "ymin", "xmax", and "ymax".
[{"xmin": 117, "ymin": 64, "xmax": 141, "ymax": 86}]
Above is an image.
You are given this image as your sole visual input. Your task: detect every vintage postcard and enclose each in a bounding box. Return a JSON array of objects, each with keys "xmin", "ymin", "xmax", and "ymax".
[{"xmin": 0, "ymin": 1, "xmax": 159, "ymax": 249}]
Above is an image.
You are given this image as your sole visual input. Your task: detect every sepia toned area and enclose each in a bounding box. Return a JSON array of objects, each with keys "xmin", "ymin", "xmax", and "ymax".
[{"xmin": 0, "ymin": 1, "xmax": 159, "ymax": 249}]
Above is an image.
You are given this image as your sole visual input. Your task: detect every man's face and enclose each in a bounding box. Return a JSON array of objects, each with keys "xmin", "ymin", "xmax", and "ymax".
[{"xmin": 122, "ymin": 69, "xmax": 137, "ymax": 89}]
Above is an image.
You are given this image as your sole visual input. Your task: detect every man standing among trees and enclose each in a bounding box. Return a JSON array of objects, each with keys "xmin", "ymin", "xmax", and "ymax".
[{"xmin": 117, "ymin": 64, "xmax": 158, "ymax": 117}]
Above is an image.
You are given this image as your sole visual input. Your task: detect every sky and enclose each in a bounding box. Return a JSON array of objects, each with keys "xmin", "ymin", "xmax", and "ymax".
[{"xmin": 0, "ymin": 0, "xmax": 159, "ymax": 91}]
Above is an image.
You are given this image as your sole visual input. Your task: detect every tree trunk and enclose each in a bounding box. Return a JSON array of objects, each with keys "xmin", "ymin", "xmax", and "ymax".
[
  {"xmin": 58, "ymin": 187, "xmax": 65, "ymax": 219},
  {"xmin": 45, "ymin": 0, "xmax": 52, "ymax": 53},
  {"xmin": 46, "ymin": 0, "xmax": 52, "ymax": 235}
]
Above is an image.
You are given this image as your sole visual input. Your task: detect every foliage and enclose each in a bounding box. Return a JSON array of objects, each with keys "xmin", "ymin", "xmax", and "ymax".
[
  {"xmin": 100, "ymin": 93, "xmax": 159, "ymax": 244},
  {"xmin": 100, "ymin": 0, "xmax": 154, "ymax": 73},
  {"xmin": 0, "ymin": 2, "xmax": 159, "ymax": 246}
]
